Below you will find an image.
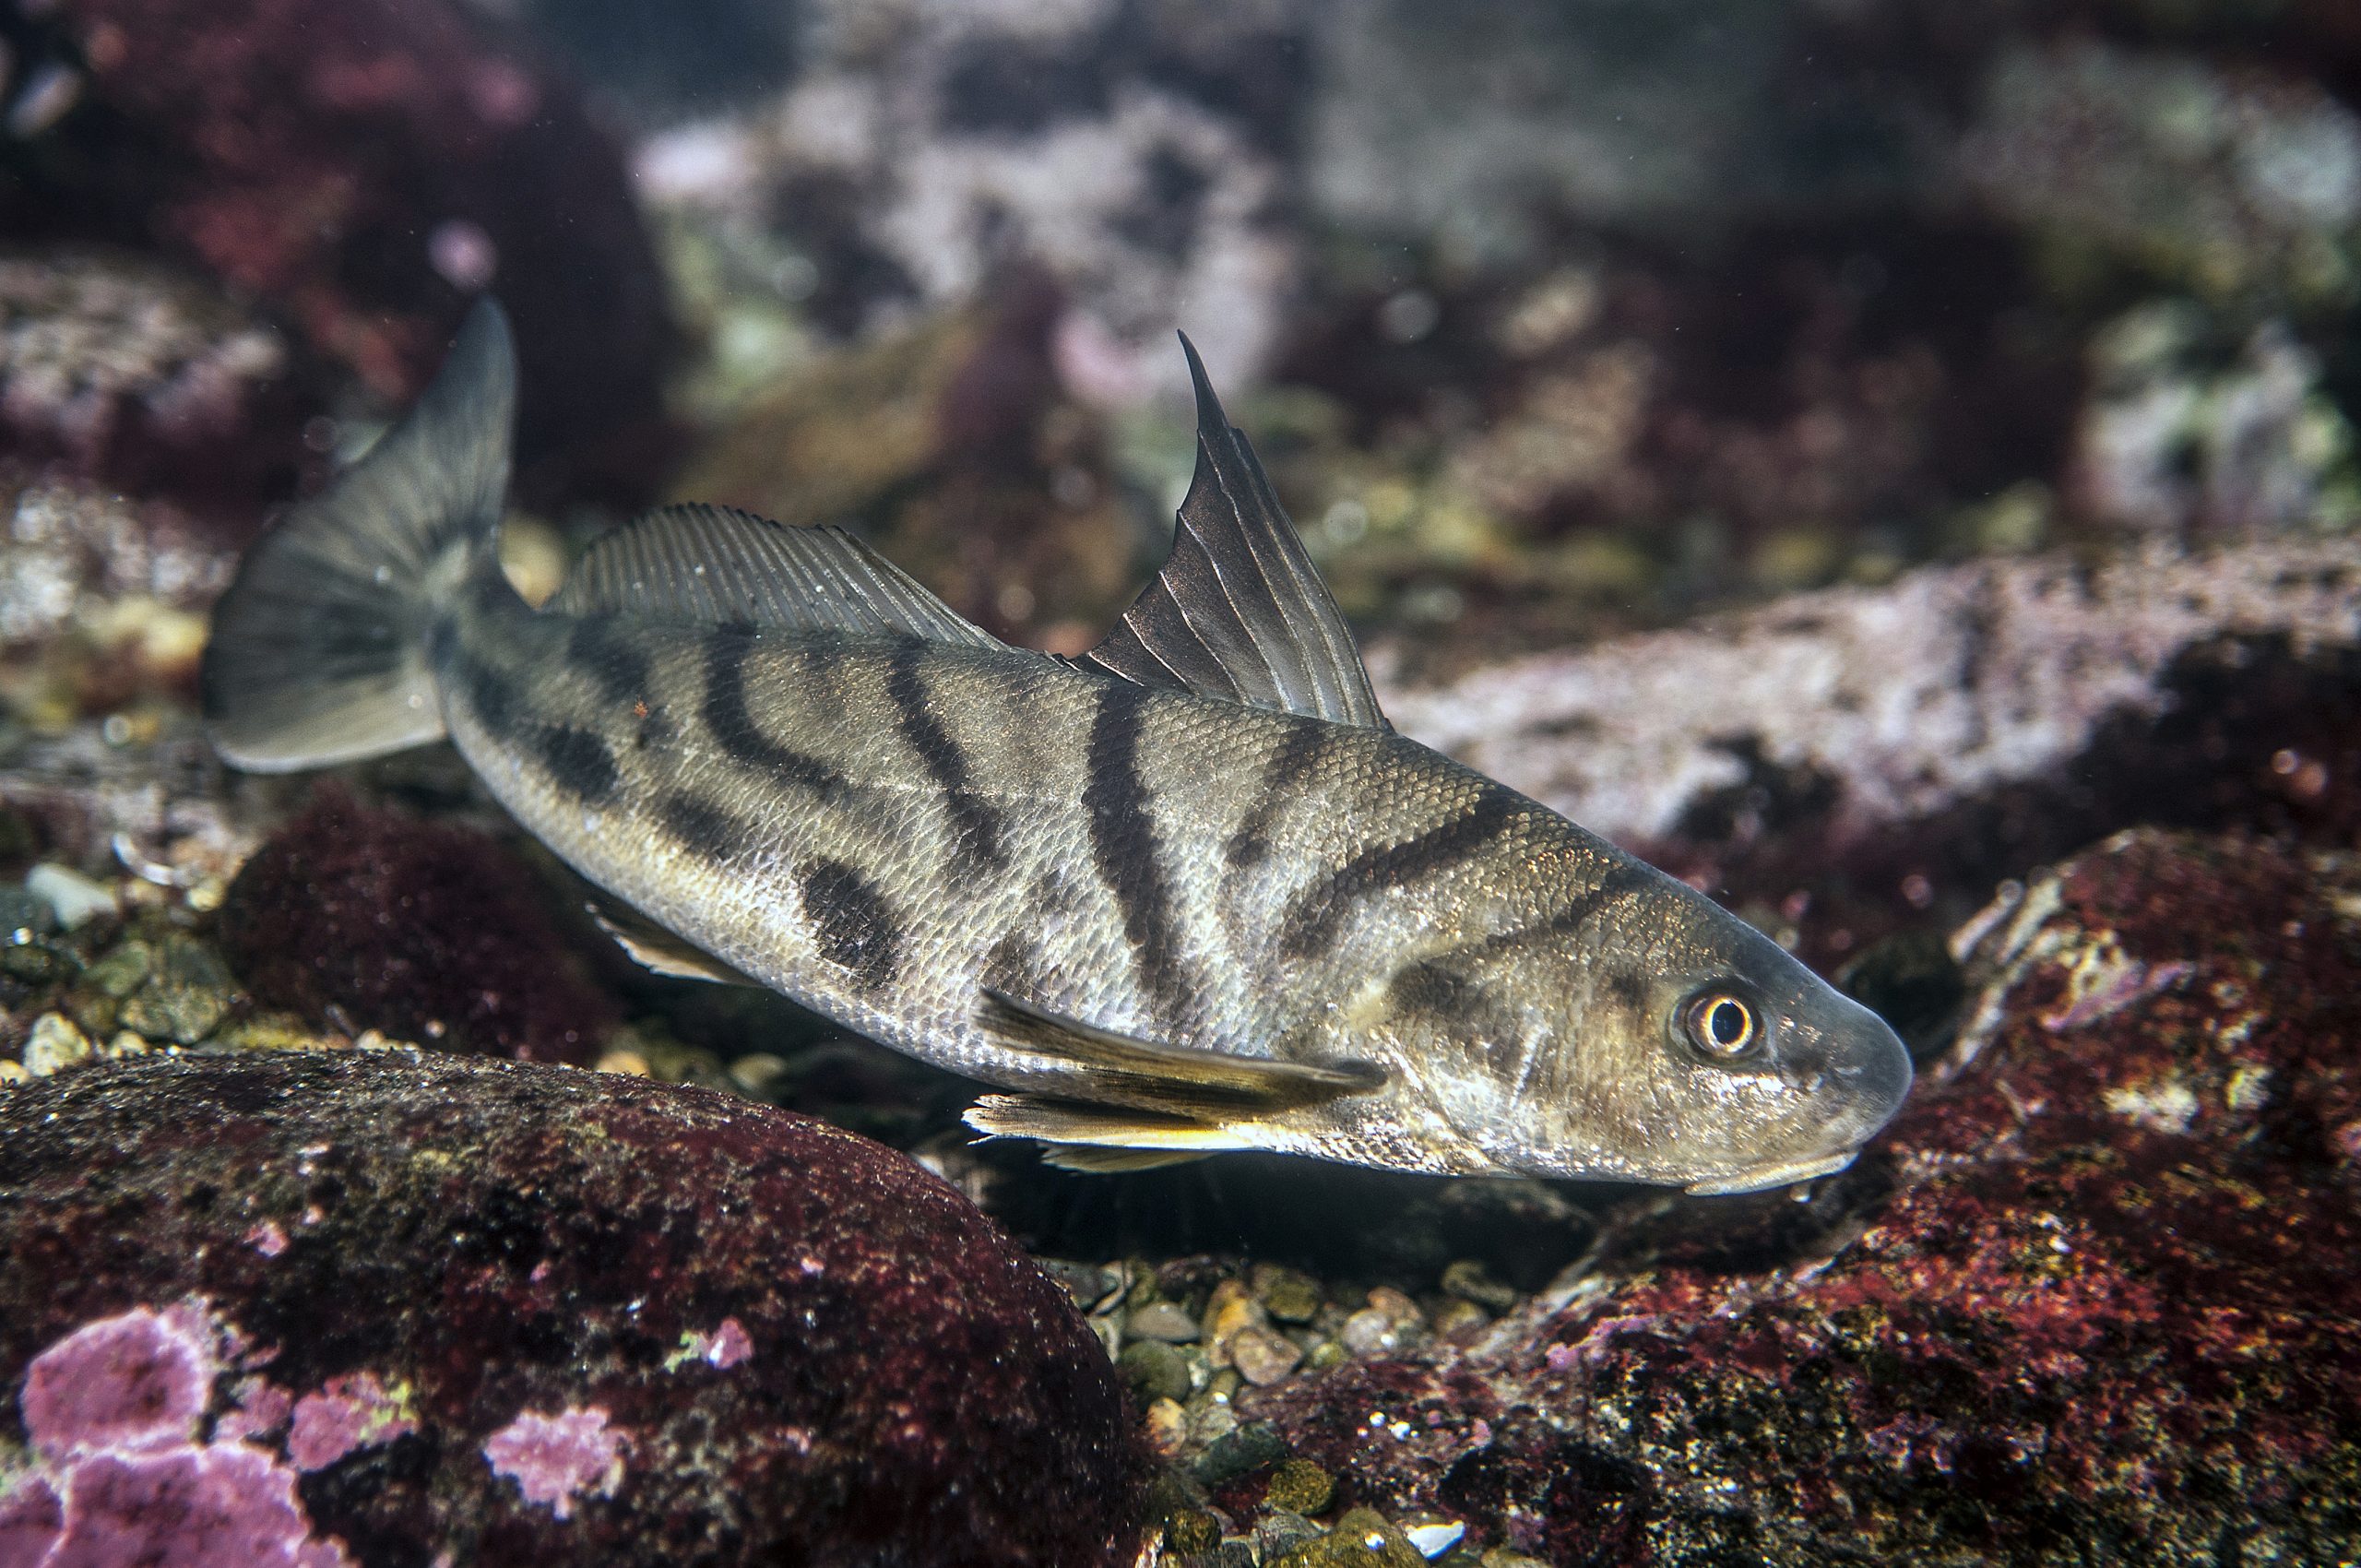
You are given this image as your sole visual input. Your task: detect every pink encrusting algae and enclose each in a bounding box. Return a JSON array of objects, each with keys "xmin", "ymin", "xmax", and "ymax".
[
  {"xmin": 8, "ymin": 1303, "xmax": 358, "ymax": 1568},
  {"xmin": 482, "ymin": 1407, "xmax": 627, "ymax": 1522}
]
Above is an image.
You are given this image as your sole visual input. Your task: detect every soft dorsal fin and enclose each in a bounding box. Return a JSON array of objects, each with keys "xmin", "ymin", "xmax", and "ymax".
[
  {"xmin": 1078, "ymin": 337, "xmax": 1390, "ymax": 730},
  {"xmin": 551, "ymin": 503, "xmax": 1004, "ymax": 649}
]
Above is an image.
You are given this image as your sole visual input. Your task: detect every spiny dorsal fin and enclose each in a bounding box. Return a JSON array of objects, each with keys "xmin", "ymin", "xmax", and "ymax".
[
  {"xmin": 1078, "ymin": 336, "xmax": 1390, "ymax": 730},
  {"xmin": 964, "ymin": 1094, "xmax": 1238, "ymax": 1170},
  {"xmin": 552, "ymin": 503, "xmax": 1004, "ymax": 649},
  {"xmin": 588, "ymin": 899, "xmax": 763, "ymax": 986},
  {"xmin": 977, "ymin": 990, "xmax": 1385, "ymax": 1118}
]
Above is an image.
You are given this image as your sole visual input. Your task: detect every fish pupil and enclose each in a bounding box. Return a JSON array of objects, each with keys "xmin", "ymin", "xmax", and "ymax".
[{"xmin": 1708, "ymin": 1000, "xmax": 1750, "ymax": 1048}]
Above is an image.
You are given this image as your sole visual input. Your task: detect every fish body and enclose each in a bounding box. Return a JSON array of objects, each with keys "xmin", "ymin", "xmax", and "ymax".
[{"xmin": 205, "ymin": 301, "xmax": 1911, "ymax": 1193}]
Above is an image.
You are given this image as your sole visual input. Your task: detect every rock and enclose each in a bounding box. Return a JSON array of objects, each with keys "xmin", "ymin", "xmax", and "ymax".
[
  {"xmin": 1119, "ymin": 1339, "xmax": 1194, "ymax": 1406},
  {"xmin": 1264, "ymin": 1456, "xmax": 1335, "ymax": 1515},
  {"xmin": 1242, "ymin": 828, "xmax": 2361, "ymax": 1564},
  {"xmin": 214, "ymin": 783, "xmax": 615, "ymax": 1063},
  {"xmin": 18, "ymin": 1013, "xmax": 90, "ymax": 1077},
  {"xmin": 1193, "ymin": 1420, "xmax": 1290, "ymax": 1489},
  {"xmin": 0, "ymin": 1050, "xmax": 1147, "ymax": 1565},
  {"xmin": 1127, "ymin": 1301, "xmax": 1203, "ymax": 1343},
  {"xmin": 1251, "ymin": 1263, "xmax": 1325, "ymax": 1324},
  {"xmin": 1379, "ymin": 539, "xmax": 2361, "ymax": 967},
  {"xmin": 1229, "ymin": 1325, "xmax": 1306, "ymax": 1388},
  {"xmin": 22, "ymin": 865, "xmax": 116, "ymax": 932},
  {"xmin": 113, "ymin": 931, "xmax": 231, "ymax": 1045},
  {"xmin": 1437, "ymin": 1260, "xmax": 1518, "ymax": 1314},
  {"xmin": 0, "ymin": 886, "xmax": 53, "ymax": 939},
  {"xmin": 27, "ymin": 0, "xmax": 674, "ymax": 509}
]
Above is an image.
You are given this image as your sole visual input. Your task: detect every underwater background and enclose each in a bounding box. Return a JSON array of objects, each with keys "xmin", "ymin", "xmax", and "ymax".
[{"xmin": 1, "ymin": 0, "xmax": 2358, "ymax": 1562}]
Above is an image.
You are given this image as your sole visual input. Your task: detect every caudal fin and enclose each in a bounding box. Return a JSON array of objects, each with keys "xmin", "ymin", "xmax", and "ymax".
[{"xmin": 202, "ymin": 300, "xmax": 516, "ymax": 771}]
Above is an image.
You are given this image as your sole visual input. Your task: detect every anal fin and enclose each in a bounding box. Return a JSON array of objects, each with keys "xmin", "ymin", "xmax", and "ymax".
[
  {"xmin": 589, "ymin": 900, "xmax": 763, "ymax": 986},
  {"xmin": 965, "ymin": 1094, "xmax": 1246, "ymax": 1172},
  {"xmin": 977, "ymin": 990, "xmax": 1384, "ymax": 1118}
]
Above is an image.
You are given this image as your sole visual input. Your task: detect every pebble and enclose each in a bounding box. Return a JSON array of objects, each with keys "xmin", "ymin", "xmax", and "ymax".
[
  {"xmin": 1403, "ymin": 1520, "xmax": 1467, "ymax": 1558},
  {"xmin": 1118, "ymin": 1338, "xmax": 1194, "ymax": 1405},
  {"xmin": 1229, "ymin": 1324, "xmax": 1305, "ymax": 1386},
  {"xmin": 1341, "ymin": 1308, "xmax": 1406, "ymax": 1357},
  {"xmin": 1165, "ymin": 1511, "xmax": 1222, "ymax": 1554},
  {"xmin": 1440, "ymin": 1259, "xmax": 1521, "ymax": 1313},
  {"xmin": 1127, "ymin": 1300, "xmax": 1201, "ymax": 1342},
  {"xmin": 117, "ymin": 934, "xmax": 231, "ymax": 1044},
  {"xmin": 22, "ymin": 1013, "xmax": 90, "ymax": 1077},
  {"xmin": 1192, "ymin": 1419, "xmax": 1288, "ymax": 1486},
  {"xmin": 81, "ymin": 939, "xmax": 153, "ymax": 1000},
  {"xmin": 1432, "ymin": 1299, "xmax": 1491, "ymax": 1344},
  {"xmin": 0, "ymin": 885, "xmax": 54, "ymax": 938},
  {"xmin": 1252, "ymin": 1262, "xmax": 1325, "ymax": 1323},
  {"xmin": 25, "ymin": 864, "xmax": 116, "ymax": 930},
  {"xmin": 1143, "ymin": 1397, "xmax": 1190, "ymax": 1458},
  {"xmin": 1264, "ymin": 1456, "xmax": 1335, "ymax": 1515},
  {"xmin": 1204, "ymin": 1277, "xmax": 1264, "ymax": 1360}
]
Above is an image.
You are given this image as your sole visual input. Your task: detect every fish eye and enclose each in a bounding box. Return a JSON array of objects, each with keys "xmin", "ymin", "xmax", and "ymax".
[{"xmin": 1680, "ymin": 986, "xmax": 1764, "ymax": 1063}]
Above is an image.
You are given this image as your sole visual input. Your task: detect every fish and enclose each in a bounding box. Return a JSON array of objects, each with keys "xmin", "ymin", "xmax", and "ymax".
[{"xmin": 202, "ymin": 299, "xmax": 1912, "ymax": 1194}]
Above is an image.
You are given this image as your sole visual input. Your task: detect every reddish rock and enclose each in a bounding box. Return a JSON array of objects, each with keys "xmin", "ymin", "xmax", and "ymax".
[
  {"xmin": 28, "ymin": 0, "xmax": 673, "ymax": 509},
  {"xmin": 1242, "ymin": 829, "xmax": 2361, "ymax": 1564},
  {"xmin": 0, "ymin": 1050, "xmax": 1149, "ymax": 1567},
  {"xmin": 213, "ymin": 783, "xmax": 615, "ymax": 1064}
]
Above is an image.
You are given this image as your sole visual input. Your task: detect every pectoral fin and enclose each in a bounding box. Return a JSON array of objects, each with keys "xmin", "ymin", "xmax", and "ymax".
[
  {"xmin": 964, "ymin": 1094, "xmax": 1244, "ymax": 1171},
  {"xmin": 589, "ymin": 901, "xmax": 763, "ymax": 986},
  {"xmin": 976, "ymin": 990, "xmax": 1385, "ymax": 1119}
]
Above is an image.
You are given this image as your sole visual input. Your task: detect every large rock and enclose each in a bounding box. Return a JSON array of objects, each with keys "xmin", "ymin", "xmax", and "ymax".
[
  {"xmin": 0, "ymin": 1051, "xmax": 1147, "ymax": 1566},
  {"xmin": 1240, "ymin": 828, "xmax": 2361, "ymax": 1563}
]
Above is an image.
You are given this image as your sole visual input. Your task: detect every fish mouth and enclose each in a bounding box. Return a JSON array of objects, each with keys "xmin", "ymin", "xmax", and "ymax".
[{"xmin": 1681, "ymin": 1148, "xmax": 1859, "ymax": 1196}]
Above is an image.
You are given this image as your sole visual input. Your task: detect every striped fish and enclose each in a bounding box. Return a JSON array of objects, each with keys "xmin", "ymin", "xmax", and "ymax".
[{"xmin": 203, "ymin": 301, "xmax": 1911, "ymax": 1194}]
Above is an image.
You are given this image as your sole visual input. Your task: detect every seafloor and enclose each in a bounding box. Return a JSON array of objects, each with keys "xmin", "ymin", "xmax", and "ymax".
[{"xmin": 2, "ymin": 2, "xmax": 2358, "ymax": 1564}]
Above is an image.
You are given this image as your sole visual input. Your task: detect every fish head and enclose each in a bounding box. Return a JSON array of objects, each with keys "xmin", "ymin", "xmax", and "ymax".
[{"xmin": 1386, "ymin": 871, "xmax": 1914, "ymax": 1193}]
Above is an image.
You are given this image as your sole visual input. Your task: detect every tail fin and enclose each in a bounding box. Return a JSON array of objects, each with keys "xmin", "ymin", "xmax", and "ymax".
[{"xmin": 203, "ymin": 299, "xmax": 516, "ymax": 771}]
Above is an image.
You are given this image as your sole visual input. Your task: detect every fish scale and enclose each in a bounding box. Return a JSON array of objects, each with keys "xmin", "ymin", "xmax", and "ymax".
[{"xmin": 202, "ymin": 299, "xmax": 1914, "ymax": 1192}]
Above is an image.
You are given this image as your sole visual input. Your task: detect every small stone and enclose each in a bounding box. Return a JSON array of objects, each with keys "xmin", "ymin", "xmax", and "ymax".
[
  {"xmin": 1038, "ymin": 1259, "xmax": 1121, "ymax": 1310},
  {"xmin": 1432, "ymin": 1300, "xmax": 1490, "ymax": 1344},
  {"xmin": 101, "ymin": 1032, "xmax": 151, "ymax": 1061},
  {"xmin": 0, "ymin": 884, "xmax": 54, "ymax": 938},
  {"xmin": 1119, "ymin": 1340, "xmax": 1193, "ymax": 1405},
  {"xmin": 22, "ymin": 1013, "xmax": 91, "ymax": 1076},
  {"xmin": 1192, "ymin": 1419, "xmax": 1288, "ymax": 1486},
  {"xmin": 1204, "ymin": 1278, "xmax": 1267, "ymax": 1366},
  {"xmin": 1303, "ymin": 1339, "xmax": 1348, "ymax": 1373},
  {"xmin": 0, "ymin": 937, "xmax": 79, "ymax": 985},
  {"xmin": 82, "ymin": 939, "xmax": 154, "ymax": 1000},
  {"xmin": 1366, "ymin": 1288, "xmax": 1425, "ymax": 1330},
  {"xmin": 1252, "ymin": 1263, "xmax": 1324, "ymax": 1324},
  {"xmin": 1340, "ymin": 1309, "xmax": 1402, "ymax": 1357},
  {"xmin": 1256, "ymin": 1509, "xmax": 1323, "ymax": 1558},
  {"xmin": 1439, "ymin": 1260, "xmax": 1519, "ymax": 1313},
  {"xmin": 1229, "ymin": 1324, "xmax": 1305, "ymax": 1387},
  {"xmin": 1264, "ymin": 1456, "xmax": 1335, "ymax": 1515},
  {"xmin": 1165, "ymin": 1510, "xmax": 1222, "ymax": 1554},
  {"xmin": 1143, "ymin": 1397, "xmax": 1189, "ymax": 1458},
  {"xmin": 1127, "ymin": 1301, "xmax": 1201, "ymax": 1343},
  {"xmin": 725, "ymin": 1051, "xmax": 791, "ymax": 1099},
  {"xmin": 1479, "ymin": 1550, "xmax": 1549, "ymax": 1568},
  {"xmin": 117, "ymin": 934, "xmax": 232, "ymax": 1044},
  {"xmin": 24, "ymin": 864, "xmax": 117, "ymax": 930},
  {"xmin": 1402, "ymin": 1520, "xmax": 1466, "ymax": 1559}
]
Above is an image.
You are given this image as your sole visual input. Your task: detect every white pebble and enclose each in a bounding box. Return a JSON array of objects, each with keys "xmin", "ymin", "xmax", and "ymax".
[{"xmin": 26, "ymin": 863, "xmax": 116, "ymax": 930}]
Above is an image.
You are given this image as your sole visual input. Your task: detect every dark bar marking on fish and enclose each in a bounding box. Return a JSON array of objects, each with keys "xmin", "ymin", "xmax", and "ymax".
[
  {"xmin": 1278, "ymin": 787, "xmax": 1524, "ymax": 960},
  {"xmin": 887, "ymin": 638, "xmax": 1007, "ymax": 871},
  {"xmin": 566, "ymin": 616, "xmax": 653, "ymax": 707},
  {"xmin": 701, "ymin": 622, "xmax": 846, "ymax": 795},
  {"xmin": 801, "ymin": 857, "xmax": 903, "ymax": 993},
  {"xmin": 450, "ymin": 647, "xmax": 523, "ymax": 736},
  {"xmin": 657, "ymin": 792, "xmax": 753, "ymax": 865},
  {"xmin": 1224, "ymin": 719, "xmax": 1328, "ymax": 870},
  {"xmin": 425, "ymin": 613, "xmax": 459, "ymax": 671},
  {"xmin": 1084, "ymin": 681, "xmax": 1194, "ymax": 1026},
  {"xmin": 1477, "ymin": 863, "xmax": 1655, "ymax": 954},
  {"xmin": 635, "ymin": 707, "xmax": 677, "ymax": 753},
  {"xmin": 536, "ymin": 724, "xmax": 620, "ymax": 805}
]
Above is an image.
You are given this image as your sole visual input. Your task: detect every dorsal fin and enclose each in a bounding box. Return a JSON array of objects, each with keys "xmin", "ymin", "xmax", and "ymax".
[
  {"xmin": 551, "ymin": 503, "xmax": 1004, "ymax": 649},
  {"xmin": 1078, "ymin": 336, "xmax": 1389, "ymax": 730}
]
